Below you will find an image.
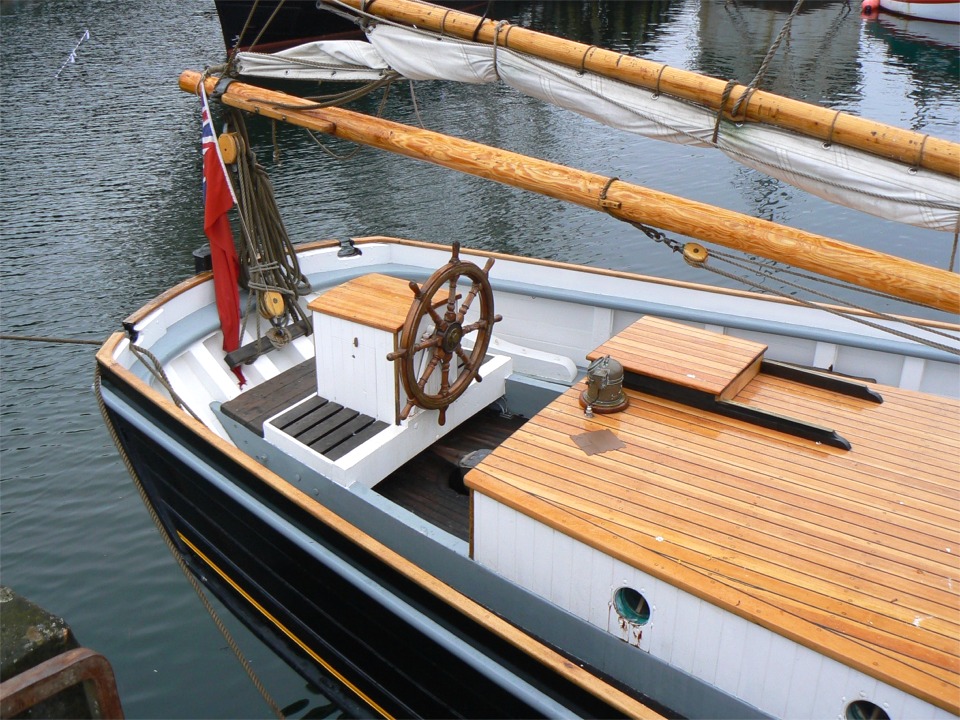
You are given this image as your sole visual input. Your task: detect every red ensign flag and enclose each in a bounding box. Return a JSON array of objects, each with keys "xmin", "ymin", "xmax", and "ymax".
[{"xmin": 200, "ymin": 84, "xmax": 245, "ymax": 386}]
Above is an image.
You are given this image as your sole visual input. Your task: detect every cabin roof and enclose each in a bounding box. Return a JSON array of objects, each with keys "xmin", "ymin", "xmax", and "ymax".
[{"xmin": 466, "ymin": 320, "xmax": 960, "ymax": 713}]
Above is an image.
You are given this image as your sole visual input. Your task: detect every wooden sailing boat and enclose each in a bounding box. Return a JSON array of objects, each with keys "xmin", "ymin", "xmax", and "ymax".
[{"xmin": 96, "ymin": 3, "xmax": 959, "ymax": 718}]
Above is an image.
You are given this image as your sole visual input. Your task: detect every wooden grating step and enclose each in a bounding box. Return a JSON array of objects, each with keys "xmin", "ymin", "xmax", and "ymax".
[{"xmin": 270, "ymin": 395, "xmax": 389, "ymax": 461}]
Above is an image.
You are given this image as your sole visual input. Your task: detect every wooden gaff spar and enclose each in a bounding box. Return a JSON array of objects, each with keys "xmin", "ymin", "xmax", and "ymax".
[
  {"xmin": 328, "ymin": 0, "xmax": 960, "ymax": 180},
  {"xmin": 179, "ymin": 71, "xmax": 960, "ymax": 314}
]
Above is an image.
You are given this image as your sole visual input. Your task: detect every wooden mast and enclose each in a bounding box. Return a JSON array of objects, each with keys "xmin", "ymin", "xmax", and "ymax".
[
  {"xmin": 332, "ymin": 0, "xmax": 960, "ymax": 180},
  {"xmin": 180, "ymin": 71, "xmax": 959, "ymax": 314}
]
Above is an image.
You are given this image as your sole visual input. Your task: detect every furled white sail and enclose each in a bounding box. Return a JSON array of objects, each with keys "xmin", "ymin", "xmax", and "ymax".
[
  {"xmin": 234, "ymin": 23, "xmax": 960, "ymax": 232},
  {"xmin": 234, "ymin": 40, "xmax": 388, "ymax": 81}
]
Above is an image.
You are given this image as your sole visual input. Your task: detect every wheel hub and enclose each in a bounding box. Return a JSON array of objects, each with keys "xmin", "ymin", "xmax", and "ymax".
[{"xmin": 441, "ymin": 322, "xmax": 464, "ymax": 354}]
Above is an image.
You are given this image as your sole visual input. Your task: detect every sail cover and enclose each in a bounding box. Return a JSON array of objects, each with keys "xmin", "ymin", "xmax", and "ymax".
[
  {"xmin": 236, "ymin": 24, "xmax": 960, "ymax": 232},
  {"xmin": 234, "ymin": 40, "xmax": 389, "ymax": 81}
]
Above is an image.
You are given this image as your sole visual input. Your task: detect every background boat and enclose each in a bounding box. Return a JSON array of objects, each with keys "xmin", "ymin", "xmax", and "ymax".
[
  {"xmin": 214, "ymin": 0, "xmax": 492, "ymax": 51},
  {"xmin": 863, "ymin": 0, "xmax": 960, "ymax": 22},
  {"xmin": 1, "ymin": 1, "xmax": 957, "ymax": 717}
]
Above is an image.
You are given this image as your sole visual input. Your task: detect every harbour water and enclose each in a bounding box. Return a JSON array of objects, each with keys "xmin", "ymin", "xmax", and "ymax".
[{"xmin": 1, "ymin": 1, "xmax": 957, "ymax": 717}]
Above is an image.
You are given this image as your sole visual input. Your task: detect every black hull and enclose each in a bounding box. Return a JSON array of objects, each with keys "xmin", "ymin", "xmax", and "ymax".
[
  {"xmin": 98, "ymin": 366, "xmax": 632, "ymax": 718},
  {"xmin": 214, "ymin": 0, "xmax": 491, "ymax": 52}
]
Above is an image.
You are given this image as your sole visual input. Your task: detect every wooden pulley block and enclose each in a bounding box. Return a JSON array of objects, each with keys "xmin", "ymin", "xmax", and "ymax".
[
  {"xmin": 258, "ymin": 291, "xmax": 285, "ymax": 319},
  {"xmin": 218, "ymin": 132, "xmax": 239, "ymax": 164},
  {"xmin": 683, "ymin": 243, "xmax": 708, "ymax": 265}
]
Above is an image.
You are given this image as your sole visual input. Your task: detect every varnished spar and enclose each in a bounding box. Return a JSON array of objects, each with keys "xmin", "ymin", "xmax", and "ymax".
[
  {"xmin": 180, "ymin": 71, "xmax": 960, "ymax": 314},
  {"xmin": 331, "ymin": 0, "xmax": 960, "ymax": 180}
]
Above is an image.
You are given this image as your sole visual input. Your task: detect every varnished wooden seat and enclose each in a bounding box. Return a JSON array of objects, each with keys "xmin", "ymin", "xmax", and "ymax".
[{"xmin": 221, "ymin": 360, "xmax": 316, "ymax": 436}]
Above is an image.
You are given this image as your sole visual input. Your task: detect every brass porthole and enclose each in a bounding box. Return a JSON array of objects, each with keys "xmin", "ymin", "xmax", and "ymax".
[{"xmin": 613, "ymin": 587, "xmax": 650, "ymax": 625}]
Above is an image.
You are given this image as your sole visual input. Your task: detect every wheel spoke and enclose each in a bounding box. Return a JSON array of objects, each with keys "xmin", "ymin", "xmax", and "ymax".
[
  {"xmin": 426, "ymin": 305, "xmax": 445, "ymax": 328},
  {"xmin": 457, "ymin": 281, "xmax": 482, "ymax": 322},
  {"xmin": 455, "ymin": 347, "xmax": 482, "ymax": 382},
  {"xmin": 412, "ymin": 335, "xmax": 442, "ymax": 353},
  {"xmin": 416, "ymin": 352, "xmax": 442, "ymax": 391},
  {"xmin": 445, "ymin": 275, "xmax": 459, "ymax": 318},
  {"xmin": 439, "ymin": 355, "xmax": 452, "ymax": 396}
]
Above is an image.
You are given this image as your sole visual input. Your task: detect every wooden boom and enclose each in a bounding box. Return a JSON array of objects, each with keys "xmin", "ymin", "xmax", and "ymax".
[
  {"xmin": 180, "ymin": 71, "xmax": 960, "ymax": 314},
  {"xmin": 332, "ymin": 0, "xmax": 960, "ymax": 180}
]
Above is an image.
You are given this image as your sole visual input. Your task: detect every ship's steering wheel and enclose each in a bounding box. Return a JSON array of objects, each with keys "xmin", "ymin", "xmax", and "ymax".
[{"xmin": 387, "ymin": 243, "xmax": 501, "ymax": 426}]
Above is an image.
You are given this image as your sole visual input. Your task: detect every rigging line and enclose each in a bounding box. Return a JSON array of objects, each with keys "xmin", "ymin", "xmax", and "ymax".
[
  {"xmin": 301, "ymin": 73, "xmax": 396, "ymax": 158},
  {"xmin": 231, "ymin": 0, "xmax": 261, "ymax": 58},
  {"xmin": 248, "ymin": 0, "xmax": 290, "ymax": 53},
  {"xmin": 408, "ymin": 79, "xmax": 425, "ymax": 128},
  {"xmin": 92, "ymin": 368, "xmax": 286, "ymax": 720},
  {"xmin": 692, "ymin": 252, "xmax": 960, "ymax": 355},
  {"xmin": 950, "ymin": 221, "xmax": 959, "ymax": 272},
  {"xmin": 0, "ymin": 334, "xmax": 102, "ymax": 346},
  {"xmin": 252, "ymin": 71, "xmax": 401, "ymax": 111},
  {"xmin": 613, "ymin": 216, "xmax": 960, "ymax": 352},
  {"xmin": 730, "ymin": 0, "xmax": 806, "ymax": 119},
  {"xmin": 709, "ymin": 246, "xmax": 948, "ymax": 317}
]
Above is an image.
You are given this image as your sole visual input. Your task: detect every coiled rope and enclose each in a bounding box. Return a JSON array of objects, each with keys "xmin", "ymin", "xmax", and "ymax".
[{"xmin": 220, "ymin": 107, "xmax": 313, "ymax": 348}]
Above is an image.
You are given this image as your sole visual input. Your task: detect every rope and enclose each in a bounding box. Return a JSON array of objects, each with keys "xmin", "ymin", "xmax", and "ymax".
[
  {"xmin": 711, "ymin": 80, "xmax": 738, "ymax": 145},
  {"xmin": 93, "ymin": 366, "xmax": 285, "ymax": 719},
  {"xmin": 712, "ymin": 0, "xmax": 804, "ymax": 145},
  {"xmin": 222, "ymin": 109, "xmax": 312, "ymax": 342},
  {"xmin": 693, "ymin": 249, "xmax": 960, "ymax": 354},
  {"xmin": 127, "ymin": 344, "xmax": 206, "ymax": 423},
  {"xmin": 950, "ymin": 221, "xmax": 959, "ymax": 272},
  {"xmin": 730, "ymin": 0, "xmax": 805, "ymax": 118},
  {"xmin": 246, "ymin": 0, "xmax": 289, "ymax": 54},
  {"xmin": 612, "ymin": 219, "xmax": 959, "ymax": 355},
  {"xmin": 231, "ymin": 0, "xmax": 261, "ymax": 56},
  {"xmin": 0, "ymin": 333, "xmax": 102, "ymax": 346},
  {"xmin": 298, "ymin": 72, "xmax": 399, "ymax": 156},
  {"xmin": 264, "ymin": 71, "xmax": 401, "ymax": 111}
]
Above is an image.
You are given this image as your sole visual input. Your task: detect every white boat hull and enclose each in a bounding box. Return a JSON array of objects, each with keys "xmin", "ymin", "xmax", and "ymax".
[{"xmin": 879, "ymin": 0, "xmax": 960, "ymax": 22}]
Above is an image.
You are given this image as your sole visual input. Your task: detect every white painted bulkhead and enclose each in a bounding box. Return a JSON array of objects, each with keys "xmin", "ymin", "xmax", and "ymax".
[{"xmin": 471, "ymin": 494, "xmax": 954, "ymax": 720}]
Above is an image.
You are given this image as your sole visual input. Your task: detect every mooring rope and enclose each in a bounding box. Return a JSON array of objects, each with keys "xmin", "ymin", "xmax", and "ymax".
[
  {"xmin": 9, "ymin": 314, "xmax": 292, "ymax": 712},
  {"xmin": 93, "ymin": 366, "xmax": 285, "ymax": 719},
  {"xmin": 0, "ymin": 333, "xmax": 102, "ymax": 346}
]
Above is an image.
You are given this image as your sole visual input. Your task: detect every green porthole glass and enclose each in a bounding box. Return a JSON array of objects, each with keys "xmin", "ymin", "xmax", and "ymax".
[
  {"xmin": 613, "ymin": 587, "xmax": 650, "ymax": 625},
  {"xmin": 845, "ymin": 700, "xmax": 891, "ymax": 720}
]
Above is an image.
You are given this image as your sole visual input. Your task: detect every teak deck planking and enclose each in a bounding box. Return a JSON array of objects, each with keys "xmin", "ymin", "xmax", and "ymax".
[
  {"xmin": 467, "ymin": 320, "xmax": 960, "ymax": 713},
  {"xmin": 308, "ymin": 273, "xmax": 449, "ymax": 333}
]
